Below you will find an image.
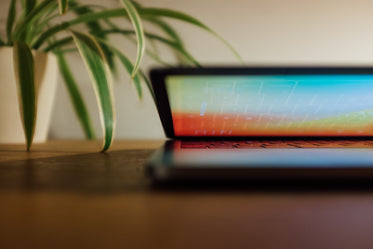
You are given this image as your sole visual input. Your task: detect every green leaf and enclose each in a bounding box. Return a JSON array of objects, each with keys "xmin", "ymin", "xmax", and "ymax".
[
  {"xmin": 58, "ymin": 0, "xmax": 69, "ymax": 14},
  {"xmin": 119, "ymin": 0, "xmax": 145, "ymax": 78},
  {"xmin": 34, "ymin": 6, "xmax": 243, "ymax": 63},
  {"xmin": 139, "ymin": 8, "xmax": 209, "ymax": 33},
  {"xmin": 44, "ymin": 36, "xmax": 73, "ymax": 52},
  {"xmin": 54, "ymin": 48, "xmax": 78, "ymax": 54},
  {"xmin": 71, "ymin": 31, "xmax": 115, "ymax": 152},
  {"xmin": 69, "ymin": 3, "xmax": 106, "ymax": 31},
  {"xmin": 27, "ymin": 4, "xmax": 59, "ymax": 43},
  {"xmin": 36, "ymin": 4, "xmax": 102, "ymax": 34},
  {"xmin": 68, "ymin": 9, "xmax": 124, "ymax": 25},
  {"xmin": 102, "ymin": 18, "xmax": 187, "ymax": 65},
  {"xmin": 138, "ymin": 70, "xmax": 155, "ymax": 101},
  {"xmin": 145, "ymin": 17, "xmax": 187, "ymax": 64},
  {"xmin": 99, "ymin": 40, "xmax": 154, "ymax": 101},
  {"xmin": 13, "ymin": 41, "xmax": 36, "ymax": 151},
  {"xmin": 117, "ymin": 52, "xmax": 143, "ymax": 99},
  {"xmin": 57, "ymin": 53, "xmax": 96, "ymax": 139},
  {"xmin": 144, "ymin": 32, "xmax": 200, "ymax": 66},
  {"xmin": 6, "ymin": 0, "xmax": 16, "ymax": 44},
  {"xmin": 19, "ymin": 0, "xmax": 37, "ymax": 41},
  {"xmin": 22, "ymin": 0, "xmax": 36, "ymax": 16},
  {"xmin": 32, "ymin": 8, "xmax": 123, "ymax": 49},
  {"xmin": 125, "ymin": 37, "xmax": 172, "ymax": 66},
  {"xmin": 68, "ymin": 3, "xmax": 117, "ymax": 76},
  {"xmin": 96, "ymin": 19, "xmax": 187, "ymax": 66},
  {"xmin": 147, "ymin": 38, "xmax": 161, "ymax": 62},
  {"xmin": 13, "ymin": 0, "xmax": 56, "ymax": 41},
  {"xmin": 32, "ymin": 22, "xmax": 70, "ymax": 49},
  {"xmin": 146, "ymin": 17, "xmax": 184, "ymax": 48},
  {"xmin": 143, "ymin": 48, "xmax": 173, "ymax": 67},
  {"xmin": 92, "ymin": 29, "xmax": 200, "ymax": 66},
  {"xmin": 103, "ymin": 43, "xmax": 142, "ymax": 99},
  {"xmin": 137, "ymin": 7, "xmax": 244, "ymax": 63},
  {"xmin": 129, "ymin": 0, "xmax": 142, "ymax": 9}
]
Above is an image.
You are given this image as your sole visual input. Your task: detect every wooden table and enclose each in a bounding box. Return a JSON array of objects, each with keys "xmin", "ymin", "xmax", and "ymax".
[{"xmin": 1, "ymin": 140, "xmax": 373, "ymax": 249}]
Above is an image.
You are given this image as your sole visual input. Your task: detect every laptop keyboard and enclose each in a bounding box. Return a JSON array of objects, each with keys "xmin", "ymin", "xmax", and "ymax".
[{"xmin": 181, "ymin": 139, "xmax": 373, "ymax": 149}]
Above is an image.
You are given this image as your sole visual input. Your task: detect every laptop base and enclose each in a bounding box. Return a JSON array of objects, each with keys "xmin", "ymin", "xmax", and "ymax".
[{"xmin": 146, "ymin": 140, "xmax": 373, "ymax": 182}]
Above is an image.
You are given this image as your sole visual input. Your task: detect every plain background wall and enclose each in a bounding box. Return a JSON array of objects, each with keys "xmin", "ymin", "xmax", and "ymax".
[{"xmin": 1, "ymin": 0, "xmax": 373, "ymax": 139}]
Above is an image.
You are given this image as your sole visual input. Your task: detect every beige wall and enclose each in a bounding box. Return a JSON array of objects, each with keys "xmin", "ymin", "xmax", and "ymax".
[{"xmin": 2, "ymin": 0, "xmax": 373, "ymax": 139}]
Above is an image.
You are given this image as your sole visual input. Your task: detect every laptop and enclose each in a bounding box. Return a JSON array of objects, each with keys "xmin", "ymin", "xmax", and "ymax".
[{"xmin": 146, "ymin": 67, "xmax": 373, "ymax": 182}]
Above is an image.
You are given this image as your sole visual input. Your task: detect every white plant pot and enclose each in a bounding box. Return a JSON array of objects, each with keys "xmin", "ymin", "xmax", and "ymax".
[{"xmin": 0, "ymin": 47, "xmax": 58, "ymax": 144}]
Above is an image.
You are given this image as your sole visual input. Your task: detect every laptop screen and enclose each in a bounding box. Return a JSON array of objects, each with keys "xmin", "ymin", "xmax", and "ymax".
[{"xmin": 165, "ymin": 74, "xmax": 373, "ymax": 136}]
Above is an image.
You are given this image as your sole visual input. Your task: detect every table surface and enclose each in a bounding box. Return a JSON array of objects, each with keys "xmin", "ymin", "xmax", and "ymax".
[{"xmin": 2, "ymin": 140, "xmax": 373, "ymax": 249}]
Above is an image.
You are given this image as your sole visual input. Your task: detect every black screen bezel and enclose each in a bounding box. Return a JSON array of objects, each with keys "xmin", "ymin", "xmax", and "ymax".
[{"xmin": 149, "ymin": 67, "xmax": 373, "ymax": 139}]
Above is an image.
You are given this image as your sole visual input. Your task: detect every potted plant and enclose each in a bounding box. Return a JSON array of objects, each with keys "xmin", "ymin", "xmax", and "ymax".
[{"xmin": 0, "ymin": 0, "xmax": 242, "ymax": 152}]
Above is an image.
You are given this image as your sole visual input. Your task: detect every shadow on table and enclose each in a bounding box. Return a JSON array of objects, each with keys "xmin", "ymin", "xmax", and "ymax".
[
  {"xmin": 1, "ymin": 149, "xmax": 373, "ymax": 194},
  {"xmin": 0, "ymin": 149, "xmax": 154, "ymax": 193}
]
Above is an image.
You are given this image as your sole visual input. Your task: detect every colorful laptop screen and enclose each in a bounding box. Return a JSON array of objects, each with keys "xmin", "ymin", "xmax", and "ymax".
[{"xmin": 165, "ymin": 75, "xmax": 373, "ymax": 136}]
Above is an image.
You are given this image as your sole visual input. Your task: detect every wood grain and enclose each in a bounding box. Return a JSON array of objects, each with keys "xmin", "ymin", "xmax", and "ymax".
[{"xmin": 1, "ymin": 140, "xmax": 373, "ymax": 249}]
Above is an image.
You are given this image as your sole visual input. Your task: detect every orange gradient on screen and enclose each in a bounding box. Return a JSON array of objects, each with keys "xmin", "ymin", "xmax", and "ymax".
[{"xmin": 172, "ymin": 112, "xmax": 373, "ymax": 136}]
